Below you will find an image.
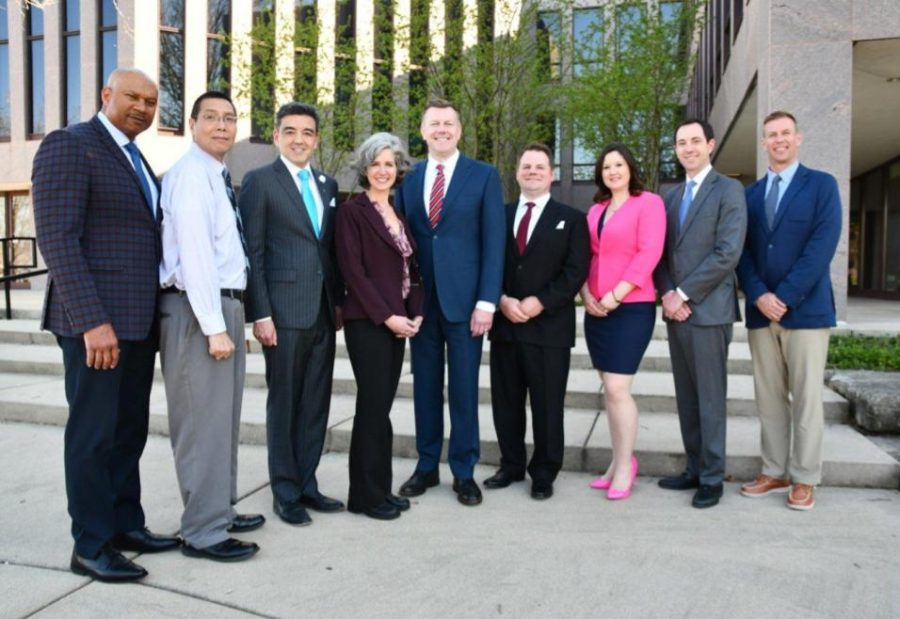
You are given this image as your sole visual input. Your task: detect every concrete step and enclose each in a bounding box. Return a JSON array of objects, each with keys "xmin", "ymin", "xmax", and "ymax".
[
  {"xmin": 0, "ymin": 374, "xmax": 893, "ymax": 489},
  {"xmin": 0, "ymin": 319, "xmax": 766, "ymax": 377},
  {"xmin": 0, "ymin": 341, "xmax": 846, "ymax": 420}
]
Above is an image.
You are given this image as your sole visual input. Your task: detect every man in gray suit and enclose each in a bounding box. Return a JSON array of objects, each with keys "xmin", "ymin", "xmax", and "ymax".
[
  {"xmin": 654, "ymin": 119, "xmax": 747, "ymax": 509},
  {"xmin": 239, "ymin": 102, "xmax": 344, "ymax": 526}
]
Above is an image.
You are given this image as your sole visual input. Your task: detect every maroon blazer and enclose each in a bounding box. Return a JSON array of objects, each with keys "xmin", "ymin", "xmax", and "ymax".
[{"xmin": 336, "ymin": 192, "xmax": 424, "ymax": 325}]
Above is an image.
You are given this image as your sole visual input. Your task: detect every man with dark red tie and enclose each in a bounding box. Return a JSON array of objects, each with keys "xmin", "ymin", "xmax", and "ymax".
[
  {"xmin": 395, "ymin": 99, "xmax": 505, "ymax": 506},
  {"xmin": 484, "ymin": 144, "xmax": 590, "ymax": 500}
]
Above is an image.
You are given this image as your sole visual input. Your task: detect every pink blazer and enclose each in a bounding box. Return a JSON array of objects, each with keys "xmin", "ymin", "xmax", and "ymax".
[{"xmin": 585, "ymin": 191, "xmax": 666, "ymax": 303}]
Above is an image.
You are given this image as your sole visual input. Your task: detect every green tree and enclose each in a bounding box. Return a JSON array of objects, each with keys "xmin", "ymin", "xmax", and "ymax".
[{"xmin": 557, "ymin": 0, "xmax": 703, "ymax": 190}]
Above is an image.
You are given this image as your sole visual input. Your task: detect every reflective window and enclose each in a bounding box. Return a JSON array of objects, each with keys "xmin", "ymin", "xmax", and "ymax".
[
  {"xmin": 0, "ymin": 0, "xmax": 9, "ymax": 139},
  {"xmin": 27, "ymin": 5, "xmax": 45, "ymax": 136},
  {"xmin": 537, "ymin": 10, "xmax": 561, "ymax": 80},
  {"xmin": 573, "ymin": 8, "xmax": 603, "ymax": 76},
  {"xmin": 334, "ymin": 1, "xmax": 356, "ymax": 151},
  {"xmin": 64, "ymin": 0, "xmax": 81, "ymax": 125},
  {"xmin": 159, "ymin": 0, "xmax": 185, "ymax": 131},
  {"xmin": 208, "ymin": 0, "xmax": 231, "ymax": 92},
  {"xmin": 616, "ymin": 3, "xmax": 644, "ymax": 53},
  {"xmin": 251, "ymin": 0, "xmax": 274, "ymax": 140},
  {"xmin": 99, "ymin": 0, "xmax": 117, "ymax": 88},
  {"xmin": 294, "ymin": 0, "xmax": 316, "ymax": 103}
]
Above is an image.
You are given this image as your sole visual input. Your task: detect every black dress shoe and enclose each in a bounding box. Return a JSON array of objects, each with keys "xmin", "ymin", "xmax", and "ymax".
[
  {"xmin": 658, "ymin": 472, "xmax": 700, "ymax": 491},
  {"xmin": 386, "ymin": 494, "xmax": 411, "ymax": 511},
  {"xmin": 71, "ymin": 546, "xmax": 147, "ymax": 582},
  {"xmin": 112, "ymin": 527, "xmax": 180, "ymax": 553},
  {"xmin": 483, "ymin": 469, "xmax": 526, "ymax": 489},
  {"xmin": 452, "ymin": 478, "xmax": 483, "ymax": 506},
  {"xmin": 692, "ymin": 484, "xmax": 724, "ymax": 509},
  {"xmin": 273, "ymin": 499, "xmax": 313, "ymax": 526},
  {"xmin": 399, "ymin": 470, "xmax": 440, "ymax": 497},
  {"xmin": 349, "ymin": 500, "xmax": 401, "ymax": 521},
  {"xmin": 299, "ymin": 492, "xmax": 345, "ymax": 513},
  {"xmin": 530, "ymin": 481, "xmax": 554, "ymax": 500},
  {"xmin": 182, "ymin": 538, "xmax": 259, "ymax": 562},
  {"xmin": 228, "ymin": 513, "xmax": 266, "ymax": 533}
]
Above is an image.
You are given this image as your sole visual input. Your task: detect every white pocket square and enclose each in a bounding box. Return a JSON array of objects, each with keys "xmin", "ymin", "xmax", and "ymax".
[
  {"xmin": 319, "ymin": 174, "xmax": 327, "ymax": 184},
  {"xmin": 329, "ymin": 197, "xmax": 336, "ymax": 208},
  {"xmin": 556, "ymin": 221, "xmax": 565, "ymax": 230}
]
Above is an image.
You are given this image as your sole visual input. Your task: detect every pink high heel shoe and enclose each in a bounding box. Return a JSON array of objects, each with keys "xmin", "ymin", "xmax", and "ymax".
[
  {"xmin": 589, "ymin": 476, "xmax": 612, "ymax": 490},
  {"xmin": 607, "ymin": 456, "xmax": 639, "ymax": 501}
]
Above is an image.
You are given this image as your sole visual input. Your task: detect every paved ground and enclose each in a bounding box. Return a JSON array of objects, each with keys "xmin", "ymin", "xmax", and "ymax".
[{"xmin": 2, "ymin": 421, "xmax": 898, "ymax": 619}]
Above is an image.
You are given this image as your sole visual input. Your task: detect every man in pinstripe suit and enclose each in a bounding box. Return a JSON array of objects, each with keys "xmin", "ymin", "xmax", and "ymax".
[
  {"xmin": 32, "ymin": 69, "xmax": 179, "ymax": 582},
  {"xmin": 239, "ymin": 102, "xmax": 345, "ymax": 526}
]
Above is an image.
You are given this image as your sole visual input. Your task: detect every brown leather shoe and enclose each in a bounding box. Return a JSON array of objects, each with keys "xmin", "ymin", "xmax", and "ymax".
[
  {"xmin": 787, "ymin": 483, "xmax": 815, "ymax": 510},
  {"xmin": 740, "ymin": 474, "xmax": 791, "ymax": 497}
]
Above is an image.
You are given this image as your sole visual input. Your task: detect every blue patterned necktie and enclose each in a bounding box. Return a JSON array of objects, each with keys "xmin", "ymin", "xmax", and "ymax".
[
  {"xmin": 298, "ymin": 169, "xmax": 320, "ymax": 238},
  {"xmin": 223, "ymin": 169, "xmax": 250, "ymax": 271},
  {"xmin": 678, "ymin": 179, "xmax": 696, "ymax": 232},
  {"xmin": 124, "ymin": 141, "xmax": 155, "ymax": 215},
  {"xmin": 765, "ymin": 174, "xmax": 782, "ymax": 228}
]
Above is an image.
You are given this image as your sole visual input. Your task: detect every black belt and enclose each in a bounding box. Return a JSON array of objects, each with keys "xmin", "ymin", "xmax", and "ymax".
[{"xmin": 161, "ymin": 287, "xmax": 245, "ymax": 303}]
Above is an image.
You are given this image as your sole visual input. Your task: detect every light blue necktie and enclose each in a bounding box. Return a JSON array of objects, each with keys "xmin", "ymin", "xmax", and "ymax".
[
  {"xmin": 124, "ymin": 141, "xmax": 155, "ymax": 216},
  {"xmin": 677, "ymin": 179, "xmax": 696, "ymax": 232},
  {"xmin": 298, "ymin": 169, "xmax": 320, "ymax": 238},
  {"xmin": 765, "ymin": 174, "xmax": 782, "ymax": 229}
]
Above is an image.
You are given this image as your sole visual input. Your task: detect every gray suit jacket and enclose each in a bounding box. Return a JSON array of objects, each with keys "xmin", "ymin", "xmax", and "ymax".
[
  {"xmin": 238, "ymin": 158, "xmax": 342, "ymax": 329},
  {"xmin": 654, "ymin": 168, "xmax": 747, "ymax": 326}
]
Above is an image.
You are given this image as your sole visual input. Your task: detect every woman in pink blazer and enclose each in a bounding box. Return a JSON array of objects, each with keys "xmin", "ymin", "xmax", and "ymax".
[{"xmin": 580, "ymin": 142, "xmax": 666, "ymax": 500}]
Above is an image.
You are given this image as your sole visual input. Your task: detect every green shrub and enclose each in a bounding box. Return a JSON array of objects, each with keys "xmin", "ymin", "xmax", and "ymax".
[{"xmin": 827, "ymin": 335, "xmax": 900, "ymax": 371}]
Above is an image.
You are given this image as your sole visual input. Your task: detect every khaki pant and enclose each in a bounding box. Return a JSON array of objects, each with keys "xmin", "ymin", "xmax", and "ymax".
[{"xmin": 747, "ymin": 323, "xmax": 830, "ymax": 485}]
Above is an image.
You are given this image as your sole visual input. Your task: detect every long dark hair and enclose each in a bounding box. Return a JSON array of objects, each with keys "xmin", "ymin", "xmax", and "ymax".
[{"xmin": 592, "ymin": 142, "xmax": 645, "ymax": 203}]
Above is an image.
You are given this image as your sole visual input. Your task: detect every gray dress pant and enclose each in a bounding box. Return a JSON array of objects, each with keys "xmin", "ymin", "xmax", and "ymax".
[{"xmin": 159, "ymin": 292, "xmax": 245, "ymax": 548}]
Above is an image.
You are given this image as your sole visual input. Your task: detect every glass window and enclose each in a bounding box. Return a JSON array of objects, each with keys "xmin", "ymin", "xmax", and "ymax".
[
  {"xmin": 27, "ymin": 5, "xmax": 45, "ymax": 136},
  {"xmin": 573, "ymin": 8, "xmax": 603, "ymax": 76},
  {"xmin": 372, "ymin": 0, "xmax": 393, "ymax": 133},
  {"xmin": 616, "ymin": 3, "xmax": 645, "ymax": 53},
  {"xmin": 159, "ymin": 0, "xmax": 185, "ymax": 131},
  {"xmin": 294, "ymin": 0, "xmax": 317, "ymax": 103},
  {"xmin": 208, "ymin": 0, "xmax": 231, "ymax": 92},
  {"xmin": 64, "ymin": 0, "xmax": 81, "ymax": 125},
  {"xmin": 537, "ymin": 10, "xmax": 561, "ymax": 80},
  {"xmin": 0, "ymin": 0, "xmax": 9, "ymax": 139},
  {"xmin": 251, "ymin": 0, "xmax": 274, "ymax": 140},
  {"xmin": 99, "ymin": 0, "xmax": 118, "ymax": 88},
  {"xmin": 885, "ymin": 161, "xmax": 900, "ymax": 292},
  {"xmin": 334, "ymin": 1, "xmax": 356, "ymax": 151},
  {"xmin": 573, "ymin": 135, "xmax": 595, "ymax": 181}
]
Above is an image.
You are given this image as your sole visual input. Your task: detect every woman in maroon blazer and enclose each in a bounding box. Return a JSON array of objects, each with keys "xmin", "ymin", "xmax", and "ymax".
[{"xmin": 336, "ymin": 132, "xmax": 424, "ymax": 521}]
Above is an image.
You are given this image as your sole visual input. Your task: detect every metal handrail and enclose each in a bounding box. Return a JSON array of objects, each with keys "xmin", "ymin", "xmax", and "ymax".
[{"xmin": 1, "ymin": 236, "xmax": 45, "ymax": 320}]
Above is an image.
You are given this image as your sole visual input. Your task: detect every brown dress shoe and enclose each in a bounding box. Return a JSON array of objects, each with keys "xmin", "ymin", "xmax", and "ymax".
[
  {"xmin": 787, "ymin": 483, "xmax": 815, "ymax": 511},
  {"xmin": 740, "ymin": 474, "xmax": 791, "ymax": 498}
]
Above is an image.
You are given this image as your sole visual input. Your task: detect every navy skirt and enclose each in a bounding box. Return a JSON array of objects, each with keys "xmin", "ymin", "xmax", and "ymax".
[{"xmin": 584, "ymin": 302, "xmax": 656, "ymax": 375}]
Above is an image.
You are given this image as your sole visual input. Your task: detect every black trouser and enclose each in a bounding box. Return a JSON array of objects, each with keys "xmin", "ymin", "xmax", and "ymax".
[
  {"xmin": 489, "ymin": 340, "xmax": 571, "ymax": 485},
  {"xmin": 58, "ymin": 335, "xmax": 156, "ymax": 558},
  {"xmin": 344, "ymin": 319, "xmax": 405, "ymax": 511}
]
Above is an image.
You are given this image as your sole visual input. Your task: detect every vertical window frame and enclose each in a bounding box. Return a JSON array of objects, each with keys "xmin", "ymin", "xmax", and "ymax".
[
  {"xmin": 159, "ymin": 0, "xmax": 186, "ymax": 134},
  {"xmin": 207, "ymin": 0, "xmax": 232, "ymax": 93},
  {"xmin": 25, "ymin": 4, "xmax": 45, "ymax": 139},
  {"xmin": 62, "ymin": 0, "xmax": 81, "ymax": 126},
  {"xmin": 98, "ymin": 0, "xmax": 118, "ymax": 104},
  {"xmin": 0, "ymin": 0, "xmax": 10, "ymax": 141}
]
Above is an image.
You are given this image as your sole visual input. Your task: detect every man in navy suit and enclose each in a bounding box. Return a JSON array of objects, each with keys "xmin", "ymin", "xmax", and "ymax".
[
  {"xmin": 736, "ymin": 111, "xmax": 842, "ymax": 511},
  {"xmin": 395, "ymin": 99, "xmax": 506, "ymax": 506},
  {"xmin": 32, "ymin": 69, "xmax": 179, "ymax": 582}
]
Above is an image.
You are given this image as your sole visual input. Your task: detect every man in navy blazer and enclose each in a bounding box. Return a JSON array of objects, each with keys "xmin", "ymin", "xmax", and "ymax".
[
  {"xmin": 395, "ymin": 99, "xmax": 506, "ymax": 506},
  {"xmin": 736, "ymin": 111, "xmax": 842, "ymax": 511},
  {"xmin": 32, "ymin": 69, "xmax": 179, "ymax": 582}
]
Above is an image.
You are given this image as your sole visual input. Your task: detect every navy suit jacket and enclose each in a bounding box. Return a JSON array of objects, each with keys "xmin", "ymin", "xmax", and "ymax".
[
  {"xmin": 737, "ymin": 164, "xmax": 842, "ymax": 329},
  {"xmin": 32, "ymin": 116, "xmax": 162, "ymax": 340},
  {"xmin": 394, "ymin": 155, "xmax": 506, "ymax": 322}
]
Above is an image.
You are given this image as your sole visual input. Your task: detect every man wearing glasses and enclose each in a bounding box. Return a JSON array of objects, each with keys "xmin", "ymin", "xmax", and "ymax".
[{"xmin": 158, "ymin": 91, "xmax": 263, "ymax": 562}]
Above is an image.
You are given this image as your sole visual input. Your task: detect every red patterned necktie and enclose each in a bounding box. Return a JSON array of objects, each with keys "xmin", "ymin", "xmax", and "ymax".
[
  {"xmin": 516, "ymin": 202, "xmax": 536, "ymax": 255},
  {"xmin": 428, "ymin": 164, "xmax": 445, "ymax": 228}
]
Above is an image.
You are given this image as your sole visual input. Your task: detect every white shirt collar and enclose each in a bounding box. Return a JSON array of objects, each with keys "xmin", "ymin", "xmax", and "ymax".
[
  {"xmin": 97, "ymin": 111, "xmax": 131, "ymax": 147},
  {"xmin": 686, "ymin": 163, "xmax": 713, "ymax": 189},
  {"xmin": 517, "ymin": 193, "xmax": 551, "ymax": 210},
  {"xmin": 190, "ymin": 142, "xmax": 226, "ymax": 174},
  {"xmin": 280, "ymin": 155, "xmax": 315, "ymax": 180},
  {"xmin": 427, "ymin": 150, "xmax": 460, "ymax": 171}
]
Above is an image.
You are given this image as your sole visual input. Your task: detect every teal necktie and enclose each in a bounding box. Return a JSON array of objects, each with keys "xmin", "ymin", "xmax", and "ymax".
[{"xmin": 298, "ymin": 169, "xmax": 320, "ymax": 238}]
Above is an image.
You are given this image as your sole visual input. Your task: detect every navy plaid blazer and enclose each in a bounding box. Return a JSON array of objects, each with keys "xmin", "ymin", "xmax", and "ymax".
[{"xmin": 32, "ymin": 116, "xmax": 162, "ymax": 340}]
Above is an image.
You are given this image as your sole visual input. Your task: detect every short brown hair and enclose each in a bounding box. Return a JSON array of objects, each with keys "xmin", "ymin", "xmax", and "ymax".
[
  {"xmin": 422, "ymin": 98, "xmax": 461, "ymax": 120},
  {"xmin": 763, "ymin": 110, "xmax": 798, "ymax": 131},
  {"xmin": 519, "ymin": 142, "xmax": 553, "ymax": 164}
]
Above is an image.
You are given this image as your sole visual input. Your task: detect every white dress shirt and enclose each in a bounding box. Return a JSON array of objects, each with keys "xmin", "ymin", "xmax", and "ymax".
[
  {"xmin": 160, "ymin": 143, "xmax": 247, "ymax": 335},
  {"xmin": 97, "ymin": 111, "xmax": 158, "ymax": 216},
  {"xmin": 280, "ymin": 155, "xmax": 324, "ymax": 229},
  {"xmin": 513, "ymin": 192, "xmax": 551, "ymax": 245},
  {"xmin": 422, "ymin": 150, "xmax": 494, "ymax": 313}
]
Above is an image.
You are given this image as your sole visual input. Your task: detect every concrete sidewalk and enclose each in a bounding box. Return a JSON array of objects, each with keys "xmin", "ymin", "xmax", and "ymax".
[{"xmin": 2, "ymin": 421, "xmax": 898, "ymax": 619}]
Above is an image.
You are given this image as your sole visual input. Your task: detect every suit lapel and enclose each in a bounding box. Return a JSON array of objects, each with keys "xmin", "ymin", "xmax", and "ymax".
[
  {"xmin": 91, "ymin": 117, "xmax": 157, "ymax": 223},
  {"xmin": 771, "ymin": 165, "xmax": 809, "ymax": 232},
  {"xmin": 359, "ymin": 194, "xmax": 403, "ymax": 253},
  {"xmin": 665, "ymin": 183, "xmax": 683, "ymax": 249},
  {"xmin": 272, "ymin": 159, "xmax": 317, "ymax": 239},
  {"xmin": 677, "ymin": 172, "xmax": 717, "ymax": 245},
  {"xmin": 437, "ymin": 155, "xmax": 471, "ymax": 226},
  {"xmin": 521, "ymin": 201, "xmax": 560, "ymax": 258},
  {"xmin": 313, "ymin": 168, "xmax": 333, "ymax": 238},
  {"xmin": 405, "ymin": 163, "xmax": 429, "ymax": 231}
]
